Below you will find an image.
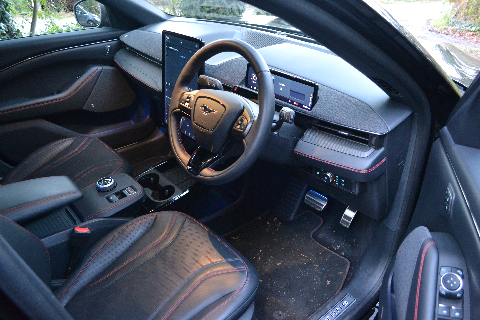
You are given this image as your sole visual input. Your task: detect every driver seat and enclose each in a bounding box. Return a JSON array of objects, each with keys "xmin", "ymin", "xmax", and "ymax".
[{"xmin": 0, "ymin": 211, "xmax": 258, "ymax": 319}]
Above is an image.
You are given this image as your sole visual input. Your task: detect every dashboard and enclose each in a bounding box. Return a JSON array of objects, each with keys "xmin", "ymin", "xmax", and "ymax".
[{"xmin": 114, "ymin": 17, "xmax": 414, "ymax": 220}]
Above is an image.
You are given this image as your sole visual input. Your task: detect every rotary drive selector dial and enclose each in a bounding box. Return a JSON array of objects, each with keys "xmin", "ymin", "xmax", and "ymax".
[{"xmin": 96, "ymin": 177, "xmax": 117, "ymax": 192}]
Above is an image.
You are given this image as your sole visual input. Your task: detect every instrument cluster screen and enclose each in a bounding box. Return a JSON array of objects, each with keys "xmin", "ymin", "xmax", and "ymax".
[
  {"xmin": 246, "ymin": 65, "xmax": 317, "ymax": 110},
  {"xmin": 162, "ymin": 31, "xmax": 203, "ymax": 139}
]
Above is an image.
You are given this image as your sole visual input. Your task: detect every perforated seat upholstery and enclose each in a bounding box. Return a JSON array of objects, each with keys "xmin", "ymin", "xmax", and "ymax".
[
  {"xmin": 3, "ymin": 136, "xmax": 132, "ymax": 189},
  {"xmin": 0, "ymin": 211, "xmax": 259, "ymax": 320}
]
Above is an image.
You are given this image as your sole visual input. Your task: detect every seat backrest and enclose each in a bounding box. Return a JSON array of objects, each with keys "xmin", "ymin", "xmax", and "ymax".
[{"xmin": 0, "ymin": 216, "xmax": 73, "ymax": 320}]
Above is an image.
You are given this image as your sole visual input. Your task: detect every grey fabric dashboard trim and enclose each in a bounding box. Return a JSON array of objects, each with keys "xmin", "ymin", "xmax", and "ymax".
[
  {"xmin": 205, "ymin": 57, "xmax": 249, "ymax": 87},
  {"xmin": 120, "ymin": 30, "xmax": 163, "ymax": 61},
  {"xmin": 241, "ymin": 29, "xmax": 286, "ymax": 49}
]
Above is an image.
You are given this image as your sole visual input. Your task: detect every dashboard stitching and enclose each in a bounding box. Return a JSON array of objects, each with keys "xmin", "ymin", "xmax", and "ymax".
[
  {"xmin": 294, "ymin": 149, "xmax": 386, "ymax": 173},
  {"xmin": 114, "ymin": 58, "xmax": 160, "ymax": 92}
]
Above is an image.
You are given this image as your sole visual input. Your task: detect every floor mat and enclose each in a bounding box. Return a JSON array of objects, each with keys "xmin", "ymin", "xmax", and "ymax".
[
  {"xmin": 225, "ymin": 211, "xmax": 350, "ymax": 320},
  {"xmin": 311, "ymin": 200, "xmax": 379, "ymax": 287}
]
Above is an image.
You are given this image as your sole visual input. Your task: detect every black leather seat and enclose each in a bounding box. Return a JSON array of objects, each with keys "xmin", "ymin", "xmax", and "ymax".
[
  {"xmin": 2, "ymin": 136, "xmax": 132, "ymax": 189},
  {"xmin": 0, "ymin": 211, "xmax": 259, "ymax": 319}
]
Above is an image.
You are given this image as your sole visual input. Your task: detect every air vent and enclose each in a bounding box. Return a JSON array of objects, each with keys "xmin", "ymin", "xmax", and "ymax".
[
  {"xmin": 371, "ymin": 78, "xmax": 402, "ymax": 97},
  {"xmin": 302, "ymin": 129, "xmax": 374, "ymax": 158},
  {"xmin": 295, "ymin": 113, "xmax": 384, "ymax": 149}
]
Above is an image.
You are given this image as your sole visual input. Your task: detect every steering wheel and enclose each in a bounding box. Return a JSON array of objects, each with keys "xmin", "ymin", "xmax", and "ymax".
[{"xmin": 168, "ymin": 39, "xmax": 274, "ymax": 185}]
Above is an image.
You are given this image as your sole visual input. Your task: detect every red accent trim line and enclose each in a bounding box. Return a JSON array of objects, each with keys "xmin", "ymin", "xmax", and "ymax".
[
  {"xmin": 414, "ymin": 241, "xmax": 436, "ymax": 320},
  {"xmin": 0, "ymin": 67, "xmax": 99, "ymax": 115},
  {"xmin": 114, "ymin": 59, "xmax": 160, "ymax": 92}
]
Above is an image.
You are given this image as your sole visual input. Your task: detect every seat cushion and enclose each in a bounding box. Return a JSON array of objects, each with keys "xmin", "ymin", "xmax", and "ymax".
[
  {"xmin": 56, "ymin": 211, "xmax": 259, "ymax": 320},
  {"xmin": 3, "ymin": 136, "xmax": 132, "ymax": 189}
]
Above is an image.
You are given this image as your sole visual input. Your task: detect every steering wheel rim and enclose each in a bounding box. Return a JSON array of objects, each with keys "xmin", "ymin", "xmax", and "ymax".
[{"xmin": 168, "ymin": 39, "xmax": 274, "ymax": 185}]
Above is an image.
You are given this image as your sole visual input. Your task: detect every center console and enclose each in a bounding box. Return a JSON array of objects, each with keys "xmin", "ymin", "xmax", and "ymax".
[{"xmin": 72, "ymin": 173, "xmax": 144, "ymax": 221}]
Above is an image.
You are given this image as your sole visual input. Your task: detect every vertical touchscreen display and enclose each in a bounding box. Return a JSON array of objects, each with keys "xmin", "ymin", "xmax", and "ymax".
[{"xmin": 162, "ymin": 31, "xmax": 203, "ymax": 130}]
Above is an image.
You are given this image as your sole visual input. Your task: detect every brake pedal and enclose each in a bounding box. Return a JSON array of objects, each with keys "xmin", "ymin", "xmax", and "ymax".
[
  {"xmin": 304, "ymin": 190, "xmax": 328, "ymax": 211},
  {"xmin": 340, "ymin": 206, "xmax": 357, "ymax": 228}
]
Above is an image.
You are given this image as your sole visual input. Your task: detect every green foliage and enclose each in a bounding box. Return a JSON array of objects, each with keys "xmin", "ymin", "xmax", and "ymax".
[
  {"xmin": 182, "ymin": 0, "xmax": 245, "ymax": 19},
  {"xmin": 0, "ymin": 0, "xmax": 21, "ymax": 39},
  {"xmin": 80, "ymin": 0, "xmax": 100, "ymax": 16},
  {"xmin": 444, "ymin": 0, "xmax": 480, "ymax": 30},
  {"xmin": 44, "ymin": 17, "xmax": 82, "ymax": 34},
  {"xmin": 156, "ymin": 0, "xmax": 246, "ymax": 19}
]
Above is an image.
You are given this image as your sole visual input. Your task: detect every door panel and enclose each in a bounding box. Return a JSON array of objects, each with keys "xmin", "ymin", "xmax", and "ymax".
[
  {"xmin": 0, "ymin": 27, "xmax": 157, "ymax": 165},
  {"xmin": 395, "ymin": 75, "xmax": 480, "ymax": 319}
]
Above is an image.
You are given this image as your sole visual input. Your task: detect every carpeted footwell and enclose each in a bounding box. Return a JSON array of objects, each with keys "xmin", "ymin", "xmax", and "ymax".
[{"xmin": 225, "ymin": 211, "xmax": 350, "ymax": 320}]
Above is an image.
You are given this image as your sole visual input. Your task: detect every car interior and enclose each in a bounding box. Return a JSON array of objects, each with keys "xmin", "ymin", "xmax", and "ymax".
[{"xmin": 0, "ymin": 0, "xmax": 479, "ymax": 319}]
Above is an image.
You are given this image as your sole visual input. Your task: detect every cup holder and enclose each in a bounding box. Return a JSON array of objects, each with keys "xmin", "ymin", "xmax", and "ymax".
[
  {"xmin": 138, "ymin": 173, "xmax": 175, "ymax": 201},
  {"xmin": 151, "ymin": 185, "xmax": 175, "ymax": 201}
]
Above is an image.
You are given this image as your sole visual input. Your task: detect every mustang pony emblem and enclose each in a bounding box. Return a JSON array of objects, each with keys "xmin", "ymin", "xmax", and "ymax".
[{"xmin": 200, "ymin": 104, "xmax": 217, "ymax": 115}]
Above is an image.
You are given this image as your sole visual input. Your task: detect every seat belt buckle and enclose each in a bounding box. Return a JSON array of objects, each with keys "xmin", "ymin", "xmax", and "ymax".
[
  {"xmin": 71, "ymin": 227, "xmax": 91, "ymax": 247},
  {"xmin": 67, "ymin": 227, "xmax": 91, "ymax": 276}
]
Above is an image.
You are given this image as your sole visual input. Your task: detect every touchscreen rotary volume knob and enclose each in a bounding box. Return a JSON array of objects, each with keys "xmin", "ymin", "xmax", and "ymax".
[{"xmin": 96, "ymin": 177, "xmax": 117, "ymax": 192}]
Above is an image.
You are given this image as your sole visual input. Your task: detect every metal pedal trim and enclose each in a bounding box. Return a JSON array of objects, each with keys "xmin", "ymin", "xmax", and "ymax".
[
  {"xmin": 340, "ymin": 206, "xmax": 357, "ymax": 228},
  {"xmin": 304, "ymin": 190, "xmax": 328, "ymax": 211}
]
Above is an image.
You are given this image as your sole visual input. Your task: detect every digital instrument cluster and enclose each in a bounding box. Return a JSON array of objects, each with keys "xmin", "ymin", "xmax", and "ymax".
[{"xmin": 246, "ymin": 65, "xmax": 317, "ymax": 110}]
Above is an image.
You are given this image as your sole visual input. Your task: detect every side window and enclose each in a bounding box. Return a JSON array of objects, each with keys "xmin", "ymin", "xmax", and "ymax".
[{"xmin": 0, "ymin": 0, "xmax": 104, "ymax": 40}]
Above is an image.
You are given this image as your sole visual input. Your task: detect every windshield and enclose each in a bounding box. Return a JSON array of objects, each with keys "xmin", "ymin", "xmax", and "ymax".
[
  {"xmin": 372, "ymin": 0, "xmax": 480, "ymax": 88},
  {"xmin": 147, "ymin": 0, "xmax": 299, "ymax": 32}
]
